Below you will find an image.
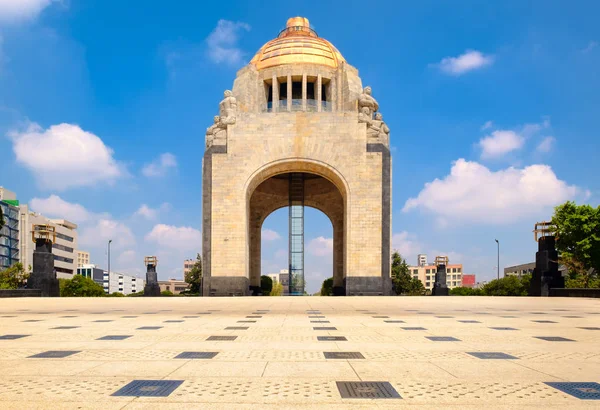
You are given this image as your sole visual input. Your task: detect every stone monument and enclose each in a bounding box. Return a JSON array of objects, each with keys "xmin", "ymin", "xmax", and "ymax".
[
  {"xmin": 202, "ymin": 16, "xmax": 392, "ymax": 296},
  {"xmin": 530, "ymin": 221, "xmax": 564, "ymax": 296},
  {"xmin": 143, "ymin": 256, "xmax": 161, "ymax": 296},
  {"xmin": 28, "ymin": 225, "xmax": 60, "ymax": 297},
  {"xmin": 432, "ymin": 256, "xmax": 450, "ymax": 296}
]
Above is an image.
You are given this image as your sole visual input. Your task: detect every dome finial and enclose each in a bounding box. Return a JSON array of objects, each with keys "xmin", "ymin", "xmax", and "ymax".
[{"xmin": 286, "ymin": 17, "xmax": 309, "ymax": 29}]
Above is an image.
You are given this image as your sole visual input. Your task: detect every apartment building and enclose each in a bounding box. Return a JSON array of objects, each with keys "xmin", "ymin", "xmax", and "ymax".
[
  {"xmin": 77, "ymin": 264, "xmax": 145, "ymax": 295},
  {"xmin": 183, "ymin": 259, "xmax": 194, "ymax": 275},
  {"xmin": 77, "ymin": 250, "xmax": 90, "ymax": 267},
  {"xmin": 0, "ymin": 188, "xmax": 20, "ymax": 270}
]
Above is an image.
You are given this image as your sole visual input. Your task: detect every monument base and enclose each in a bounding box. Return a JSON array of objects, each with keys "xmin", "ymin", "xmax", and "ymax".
[
  {"xmin": 143, "ymin": 283, "xmax": 161, "ymax": 296},
  {"xmin": 29, "ymin": 250, "xmax": 59, "ymax": 297},
  {"xmin": 432, "ymin": 284, "xmax": 449, "ymax": 296},
  {"xmin": 345, "ymin": 277, "xmax": 390, "ymax": 296},
  {"xmin": 332, "ymin": 286, "xmax": 345, "ymax": 296},
  {"xmin": 249, "ymin": 285, "xmax": 262, "ymax": 296},
  {"xmin": 206, "ymin": 277, "xmax": 249, "ymax": 296}
]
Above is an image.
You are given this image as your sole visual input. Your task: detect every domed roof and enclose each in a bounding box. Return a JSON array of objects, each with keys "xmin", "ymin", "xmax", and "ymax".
[{"xmin": 250, "ymin": 17, "xmax": 346, "ymax": 70}]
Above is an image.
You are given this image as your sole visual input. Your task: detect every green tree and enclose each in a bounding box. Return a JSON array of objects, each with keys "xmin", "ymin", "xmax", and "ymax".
[
  {"xmin": 161, "ymin": 290, "xmax": 174, "ymax": 296},
  {"xmin": 0, "ymin": 263, "xmax": 30, "ymax": 289},
  {"xmin": 261, "ymin": 275, "xmax": 273, "ymax": 295},
  {"xmin": 407, "ymin": 277, "xmax": 426, "ymax": 295},
  {"xmin": 61, "ymin": 275, "xmax": 105, "ymax": 297},
  {"xmin": 481, "ymin": 275, "xmax": 529, "ymax": 296},
  {"xmin": 320, "ymin": 277, "xmax": 333, "ymax": 296},
  {"xmin": 127, "ymin": 290, "xmax": 145, "ymax": 297},
  {"xmin": 185, "ymin": 253, "xmax": 202, "ymax": 293},
  {"xmin": 107, "ymin": 292, "xmax": 125, "ymax": 297},
  {"xmin": 450, "ymin": 287, "xmax": 484, "ymax": 296},
  {"xmin": 551, "ymin": 201, "xmax": 600, "ymax": 287},
  {"xmin": 391, "ymin": 252, "xmax": 412, "ymax": 295},
  {"xmin": 270, "ymin": 281, "xmax": 283, "ymax": 296}
]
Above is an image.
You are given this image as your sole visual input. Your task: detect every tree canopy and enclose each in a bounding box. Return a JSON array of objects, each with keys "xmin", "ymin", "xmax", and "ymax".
[
  {"xmin": 261, "ymin": 275, "xmax": 273, "ymax": 295},
  {"xmin": 320, "ymin": 277, "xmax": 333, "ymax": 296},
  {"xmin": 270, "ymin": 281, "xmax": 284, "ymax": 296},
  {"xmin": 391, "ymin": 252, "xmax": 423, "ymax": 295},
  {"xmin": 60, "ymin": 275, "xmax": 105, "ymax": 297},
  {"xmin": 184, "ymin": 253, "xmax": 202, "ymax": 294},
  {"xmin": 0, "ymin": 263, "xmax": 29, "ymax": 290},
  {"xmin": 551, "ymin": 201, "xmax": 600, "ymax": 288}
]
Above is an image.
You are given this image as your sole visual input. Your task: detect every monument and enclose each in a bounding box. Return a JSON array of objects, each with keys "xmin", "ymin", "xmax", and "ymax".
[
  {"xmin": 202, "ymin": 17, "xmax": 392, "ymax": 296},
  {"xmin": 432, "ymin": 256, "xmax": 449, "ymax": 296},
  {"xmin": 143, "ymin": 256, "xmax": 161, "ymax": 296},
  {"xmin": 530, "ymin": 221, "xmax": 564, "ymax": 296},
  {"xmin": 28, "ymin": 225, "xmax": 60, "ymax": 297}
]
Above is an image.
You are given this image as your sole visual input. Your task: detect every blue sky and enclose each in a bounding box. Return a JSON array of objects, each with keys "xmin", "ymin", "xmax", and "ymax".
[{"xmin": 1, "ymin": 1, "xmax": 598, "ymax": 293}]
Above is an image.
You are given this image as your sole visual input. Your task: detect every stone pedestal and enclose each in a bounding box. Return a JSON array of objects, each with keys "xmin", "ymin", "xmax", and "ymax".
[
  {"xmin": 143, "ymin": 264, "xmax": 161, "ymax": 296},
  {"xmin": 28, "ymin": 239, "xmax": 59, "ymax": 297},
  {"xmin": 530, "ymin": 236, "xmax": 564, "ymax": 297},
  {"xmin": 432, "ymin": 264, "xmax": 449, "ymax": 296}
]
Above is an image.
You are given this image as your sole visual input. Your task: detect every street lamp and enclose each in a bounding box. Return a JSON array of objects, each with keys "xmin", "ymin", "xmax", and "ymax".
[
  {"xmin": 495, "ymin": 239, "xmax": 499, "ymax": 280},
  {"xmin": 108, "ymin": 239, "xmax": 113, "ymax": 278}
]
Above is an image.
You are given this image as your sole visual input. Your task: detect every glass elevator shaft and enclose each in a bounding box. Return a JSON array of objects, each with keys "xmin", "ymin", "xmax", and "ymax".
[{"xmin": 288, "ymin": 173, "xmax": 305, "ymax": 295}]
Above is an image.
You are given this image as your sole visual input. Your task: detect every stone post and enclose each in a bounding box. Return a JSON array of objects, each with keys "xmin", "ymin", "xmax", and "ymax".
[
  {"xmin": 530, "ymin": 236, "xmax": 564, "ymax": 296},
  {"xmin": 29, "ymin": 239, "xmax": 59, "ymax": 297},
  {"xmin": 143, "ymin": 257, "xmax": 161, "ymax": 296},
  {"xmin": 432, "ymin": 264, "xmax": 449, "ymax": 296}
]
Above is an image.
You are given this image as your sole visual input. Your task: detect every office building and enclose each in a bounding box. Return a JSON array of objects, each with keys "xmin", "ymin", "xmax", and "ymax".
[
  {"xmin": 267, "ymin": 269, "xmax": 290, "ymax": 295},
  {"xmin": 77, "ymin": 250, "xmax": 90, "ymax": 267},
  {"xmin": 183, "ymin": 259, "xmax": 194, "ymax": 275},
  {"xmin": 158, "ymin": 278, "xmax": 189, "ymax": 294},
  {"xmin": 408, "ymin": 261, "xmax": 464, "ymax": 291},
  {"xmin": 504, "ymin": 263, "xmax": 536, "ymax": 278},
  {"xmin": 0, "ymin": 188, "xmax": 20, "ymax": 270},
  {"xmin": 78, "ymin": 264, "xmax": 145, "ymax": 295},
  {"xmin": 19, "ymin": 204, "xmax": 78, "ymax": 279}
]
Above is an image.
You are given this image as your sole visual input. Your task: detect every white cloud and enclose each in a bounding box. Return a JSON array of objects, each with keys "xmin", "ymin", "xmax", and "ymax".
[
  {"xmin": 141, "ymin": 153, "xmax": 177, "ymax": 177},
  {"xmin": 261, "ymin": 228, "xmax": 281, "ymax": 241},
  {"xmin": 478, "ymin": 130, "xmax": 524, "ymax": 159},
  {"xmin": 434, "ymin": 50, "xmax": 494, "ymax": 75},
  {"xmin": 581, "ymin": 41, "xmax": 598, "ymax": 54},
  {"xmin": 481, "ymin": 120, "xmax": 493, "ymax": 131},
  {"xmin": 117, "ymin": 249, "xmax": 137, "ymax": 267},
  {"xmin": 145, "ymin": 224, "xmax": 201, "ymax": 251},
  {"xmin": 0, "ymin": 0, "xmax": 58, "ymax": 22},
  {"xmin": 30, "ymin": 195, "xmax": 95, "ymax": 223},
  {"xmin": 9, "ymin": 122, "xmax": 123, "ymax": 190},
  {"xmin": 134, "ymin": 203, "xmax": 170, "ymax": 220},
  {"xmin": 392, "ymin": 231, "xmax": 422, "ymax": 262},
  {"xmin": 403, "ymin": 158, "xmax": 582, "ymax": 224},
  {"xmin": 306, "ymin": 236, "xmax": 333, "ymax": 256},
  {"xmin": 536, "ymin": 136, "xmax": 555, "ymax": 153},
  {"xmin": 79, "ymin": 218, "xmax": 136, "ymax": 250},
  {"xmin": 206, "ymin": 19, "xmax": 250, "ymax": 65}
]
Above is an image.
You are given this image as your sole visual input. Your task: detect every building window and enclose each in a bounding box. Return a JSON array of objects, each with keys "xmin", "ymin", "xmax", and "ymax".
[
  {"xmin": 54, "ymin": 255, "xmax": 74, "ymax": 264},
  {"xmin": 55, "ymin": 232, "xmax": 74, "ymax": 242},
  {"xmin": 457, "ymin": 268, "xmax": 462, "ymax": 273},
  {"xmin": 53, "ymin": 243, "xmax": 74, "ymax": 253}
]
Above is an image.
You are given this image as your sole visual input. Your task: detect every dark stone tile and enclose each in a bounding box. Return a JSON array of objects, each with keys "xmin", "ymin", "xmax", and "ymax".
[
  {"xmin": 238, "ymin": 320, "xmax": 256, "ymax": 323},
  {"xmin": 246, "ymin": 316, "xmax": 262, "ymax": 318},
  {"xmin": 372, "ymin": 316, "xmax": 389, "ymax": 318},
  {"xmin": 311, "ymin": 320, "xmax": 330, "ymax": 323},
  {"xmin": 225, "ymin": 327, "xmax": 248, "ymax": 330},
  {"xmin": 317, "ymin": 336, "xmax": 347, "ymax": 341},
  {"xmin": 336, "ymin": 381, "xmax": 401, "ymax": 399},
  {"xmin": 51, "ymin": 326, "xmax": 80, "ymax": 330},
  {"xmin": 309, "ymin": 316, "xmax": 325, "ymax": 318},
  {"xmin": 532, "ymin": 320, "xmax": 557, "ymax": 323},
  {"xmin": 136, "ymin": 326, "xmax": 163, "ymax": 330},
  {"xmin": 544, "ymin": 382, "xmax": 600, "ymax": 399},
  {"xmin": 164, "ymin": 320, "xmax": 184, "ymax": 323},
  {"xmin": 122, "ymin": 316, "xmax": 138, "ymax": 318},
  {"xmin": 578, "ymin": 327, "xmax": 600, "ymax": 330},
  {"xmin": 97, "ymin": 335, "xmax": 132, "ymax": 340},
  {"xmin": 22, "ymin": 320, "xmax": 43, "ymax": 322},
  {"xmin": 435, "ymin": 316, "xmax": 454, "ymax": 318},
  {"xmin": 426, "ymin": 336, "xmax": 460, "ymax": 341},
  {"xmin": 0, "ymin": 334, "xmax": 30, "ymax": 340},
  {"xmin": 384, "ymin": 320, "xmax": 405, "ymax": 323},
  {"xmin": 458, "ymin": 320, "xmax": 481, "ymax": 323},
  {"xmin": 467, "ymin": 352, "xmax": 518, "ymax": 360},
  {"xmin": 490, "ymin": 327, "xmax": 518, "ymax": 331},
  {"xmin": 534, "ymin": 336, "xmax": 575, "ymax": 342},
  {"xmin": 401, "ymin": 327, "xmax": 427, "ymax": 331},
  {"xmin": 111, "ymin": 380, "xmax": 184, "ymax": 397},
  {"xmin": 93, "ymin": 320, "xmax": 114, "ymax": 323},
  {"xmin": 324, "ymin": 352, "xmax": 365, "ymax": 359},
  {"xmin": 28, "ymin": 350, "xmax": 81, "ymax": 358},
  {"xmin": 206, "ymin": 336, "xmax": 237, "ymax": 341},
  {"xmin": 313, "ymin": 327, "xmax": 337, "ymax": 330},
  {"xmin": 175, "ymin": 352, "xmax": 218, "ymax": 359}
]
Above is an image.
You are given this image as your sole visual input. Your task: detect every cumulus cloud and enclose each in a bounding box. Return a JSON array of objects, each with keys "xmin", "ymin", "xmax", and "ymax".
[
  {"xmin": 434, "ymin": 50, "xmax": 494, "ymax": 75},
  {"xmin": 536, "ymin": 136, "xmax": 555, "ymax": 153},
  {"xmin": 134, "ymin": 203, "xmax": 170, "ymax": 220},
  {"xmin": 141, "ymin": 153, "xmax": 177, "ymax": 177},
  {"xmin": 403, "ymin": 159, "xmax": 582, "ymax": 224},
  {"xmin": 478, "ymin": 130, "xmax": 524, "ymax": 159},
  {"xmin": 145, "ymin": 224, "xmax": 201, "ymax": 251},
  {"xmin": 306, "ymin": 236, "xmax": 333, "ymax": 256},
  {"xmin": 79, "ymin": 218, "xmax": 136, "ymax": 250},
  {"xmin": 0, "ymin": 0, "xmax": 59, "ymax": 22},
  {"xmin": 206, "ymin": 19, "xmax": 251, "ymax": 65},
  {"xmin": 9, "ymin": 122, "xmax": 123, "ymax": 190},
  {"xmin": 262, "ymin": 229, "xmax": 281, "ymax": 241},
  {"xmin": 30, "ymin": 195, "xmax": 96, "ymax": 223},
  {"xmin": 117, "ymin": 249, "xmax": 137, "ymax": 266}
]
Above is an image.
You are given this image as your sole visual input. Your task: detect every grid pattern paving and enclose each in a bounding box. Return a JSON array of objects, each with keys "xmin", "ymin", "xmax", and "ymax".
[{"xmin": 0, "ymin": 297, "xmax": 599, "ymax": 408}]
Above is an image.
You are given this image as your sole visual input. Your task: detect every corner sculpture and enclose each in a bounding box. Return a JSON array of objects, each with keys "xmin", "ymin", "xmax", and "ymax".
[
  {"xmin": 205, "ymin": 90, "xmax": 237, "ymax": 148},
  {"xmin": 432, "ymin": 255, "xmax": 450, "ymax": 296},
  {"xmin": 530, "ymin": 221, "xmax": 564, "ymax": 296},
  {"xmin": 358, "ymin": 86, "xmax": 390, "ymax": 144},
  {"xmin": 28, "ymin": 224, "xmax": 60, "ymax": 297},
  {"xmin": 143, "ymin": 256, "xmax": 161, "ymax": 296}
]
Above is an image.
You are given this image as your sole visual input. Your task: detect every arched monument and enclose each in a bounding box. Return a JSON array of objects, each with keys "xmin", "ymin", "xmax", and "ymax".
[{"xmin": 202, "ymin": 17, "xmax": 392, "ymax": 296}]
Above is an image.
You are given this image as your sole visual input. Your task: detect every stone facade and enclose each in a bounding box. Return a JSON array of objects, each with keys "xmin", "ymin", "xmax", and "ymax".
[{"xmin": 202, "ymin": 17, "xmax": 392, "ymax": 296}]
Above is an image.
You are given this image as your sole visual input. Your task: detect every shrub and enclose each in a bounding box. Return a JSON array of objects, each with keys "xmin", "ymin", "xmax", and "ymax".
[{"xmin": 61, "ymin": 275, "xmax": 105, "ymax": 297}]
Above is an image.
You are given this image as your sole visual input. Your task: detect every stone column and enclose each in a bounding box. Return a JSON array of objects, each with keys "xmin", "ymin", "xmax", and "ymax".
[
  {"xmin": 144, "ymin": 262, "xmax": 161, "ymax": 296},
  {"xmin": 317, "ymin": 74, "xmax": 322, "ymax": 112},
  {"xmin": 287, "ymin": 74, "xmax": 292, "ymax": 112},
  {"xmin": 432, "ymin": 264, "xmax": 449, "ymax": 296},
  {"xmin": 332, "ymin": 219, "xmax": 345, "ymax": 295},
  {"xmin": 29, "ymin": 239, "xmax": 59, "ymax": 297},
  {"xmin": 272, "ymin": 75, "xmax": 279, "ymax": 113},
  {"xmin": 249, "ymin": 221, "xmax": 262, "ymax": 295},
  {"xmin": 302, "ymin": 73, "xmax": 307, "ymax": 111}
]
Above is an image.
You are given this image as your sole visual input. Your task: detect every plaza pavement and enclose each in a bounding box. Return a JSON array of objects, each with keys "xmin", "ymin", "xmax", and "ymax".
[{"xmin": 0, "ymin": 296, "xmax": 599, "ymax": 409}]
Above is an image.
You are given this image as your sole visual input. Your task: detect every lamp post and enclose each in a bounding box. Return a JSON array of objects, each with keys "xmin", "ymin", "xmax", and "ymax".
[
  {"xmin": 495, "ymin": 239, "xmax": 499, "ymax": 280},
  {"xmin": 108, "ymin": 239, "xmax": 113, "ymax": 278}
]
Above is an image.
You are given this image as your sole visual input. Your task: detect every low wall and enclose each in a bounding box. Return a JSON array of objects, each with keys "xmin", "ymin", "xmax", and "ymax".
[
  {"xmin": 0, "ymin": 289, "xmax": 42, "ymax": 298},
  {"xmin": 550, "ymin": 288, "xmax": 600, "ymax": 298}
]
